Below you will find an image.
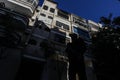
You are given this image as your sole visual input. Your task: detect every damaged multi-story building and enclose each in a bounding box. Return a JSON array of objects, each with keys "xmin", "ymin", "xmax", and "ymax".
[{"xmin": 0, "ymin": 0, "xmax": 102, "ymax": 80}]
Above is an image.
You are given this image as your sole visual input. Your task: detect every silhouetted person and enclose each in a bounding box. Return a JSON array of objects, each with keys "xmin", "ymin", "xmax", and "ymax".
[{"xmin": 66, "ymin": 33, "xmax": 87, "ymax": 80}]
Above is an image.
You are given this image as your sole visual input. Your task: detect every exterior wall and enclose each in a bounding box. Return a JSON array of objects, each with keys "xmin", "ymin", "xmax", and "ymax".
[
  {"xmin": 42, "ymin": 0, "xmax": 57, "ymax": 12},
  {"xmin": 70, "ymin": 14, "xmax": 91, "ymax": 43},
  {"xmin": 36, "ymin": 1, "xmax": 71, "ymax": 80},
  {"xmin": 88, "ymin": 20, "xmax": 102, "ymax": 32},
  {"xmin": 37, "ymin": 0, "xmax": 71, "ymax": 45},
  {"xmin": 38, "ymin": 0, "xmax": 57, "ymax": 28},
  {"xmin": 38, "ymin": 12, "xmax": 53, "ymax": 25},
  {"xmin": 29, "ymin": 6, "xmax": 41, "ymax": 26}
]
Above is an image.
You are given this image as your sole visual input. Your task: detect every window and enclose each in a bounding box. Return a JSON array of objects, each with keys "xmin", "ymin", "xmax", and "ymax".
[
  {"xmin": 43, "ymin": 5, "xmax": 48, "ymax": 10},
  {"xmin": 50, "ymin": 8, "xmax": 55, "ymax": 13},
  {"xmin": 63, "ymin": 25, "xmax": 69, "ymax": 30},
  {"xmin": 73, "ymin": 17, "xmax": 85, "ymax": 23},
  {"xmin": 40, "ymin": 13, "xmax": 46, "ymax": 17},
  {"xmin": 73, "ymin": 17, "xmax": 87, "ymax": 28},
  {"xmin": 56, "ymin": 21, "xmax": 69, "ymax": 30},
  {"xmin": 73, "ymin": 27, "xmax": 90, "ymax": 39},
  {"xmin": 48, "ymin": 16, "xmax": 53, "ymax": 19},
  {"xmin": 58, "ymin": 10, "xmax": 69, "ymax": 19},
  {"xmin": 56, "ymin": 21, "xmax": 62, "ymax": 28}
]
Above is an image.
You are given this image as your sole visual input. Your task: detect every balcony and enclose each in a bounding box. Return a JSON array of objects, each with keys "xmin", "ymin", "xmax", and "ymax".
[
  {"xmin": 0, "ymin": 7, "xmax": 29, "ymax": 31},
  {"xmin": 0, "ymin": 0, "xmax": 39, "ymax": 17},
  {"xmin": 57, "ymin": 9, "xmax": 69, "ymax": 20}
]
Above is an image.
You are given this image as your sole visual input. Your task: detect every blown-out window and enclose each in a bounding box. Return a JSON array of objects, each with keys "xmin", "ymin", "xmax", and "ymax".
[
  {"xmin": 56, "ymin": 21, "xmax": 69, "ymax": 30},
  {"xmin": 73, "ymin": 26, "xmax": 90, "ymax": 39},
  {"xmin": 73, "ymin": 17, "xmax": 87, "ymax": 28},
  {"xmin": 50, "ymin": 8, "xmax": 55, "ymax": 13},
  {"xmin": 48, "ymin": 16, "xmax": 53, "ymax": 19},
  {"xmin": 40, "ymin": 13, "xmax": 46, "ymax": 17},
  {"xmin": 43, "ymin": 5, "xmax": 48, "ymax": 10},
  {"xmin": 58, "ymin": 10, "xmax": 69, "ymax": 20}
]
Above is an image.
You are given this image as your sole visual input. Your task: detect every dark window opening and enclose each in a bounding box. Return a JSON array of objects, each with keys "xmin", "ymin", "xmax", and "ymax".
[
  {"xmin": 58, "ymin": 10, "xmax": 69, "ymax": 19},
  {"xmin": 28, "ymin": 39, "xmax": 37, "ymax": 45},
  {"xmin": 56, "ymin": 21, "xmax": 62, "ymax": 28},
  {"xmin": 73, "ymin": 17, "xmax": 87, "ymax": 27},
  {"xmin": 40, "ymin": 13, "xmax": 46, "ymax": 17},
  {"xmin": 33, "ymin": 2, "xmax": 37, "ymax": 7},
  {"xmin": 75, "ymin": 21, "xmax": 87, "ymax": 28},
  {"xmin": 0, "ymin": 2, "xmax": 5, "ymax": 7},
  {"xmin": 43, "ymin": 5, "xmax": 48, "ymax": 10},
  {"xmin": 50, "ymin": 8, "xmax": 55, "ymax": 13},
  {"xmin": 36, "ymin": 9, "xmax": 40, "ymax": 12},
  {"xmin": 56, "ymin": 21, "xmax": 69, "ymax": 30},
  {"xmin": 48, "ymin": 16, "xmax": 53, "ymax": 19},
  {"xmin": 63, "ymin": 25, "xmax": 69, "ymax": 30},
  {"xmin": 73, "ymin": 17, "xmax": 85, "ymax": 23},
  {"xmin": 73, "ymin": 27, "xmax": 90, "ymax": 39},
  {"xmin": 38, "ymin": 25, "xmax": 42, "ymax": 29}
]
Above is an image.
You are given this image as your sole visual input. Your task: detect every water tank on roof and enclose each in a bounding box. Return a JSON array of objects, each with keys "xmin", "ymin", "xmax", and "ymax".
[{"xmin": 0, "ymin": 0, "xmax": 39, "ymax": 17}]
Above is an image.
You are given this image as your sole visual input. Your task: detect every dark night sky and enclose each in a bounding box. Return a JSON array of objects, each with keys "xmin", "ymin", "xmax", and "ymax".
[{"xmin": 40, "ymin": 0, "xmax": 120, "ymax": 22}]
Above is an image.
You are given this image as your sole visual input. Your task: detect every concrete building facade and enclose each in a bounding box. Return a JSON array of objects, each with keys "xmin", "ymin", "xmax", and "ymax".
[
  {"xmin": 0, "ymin": 0, "xmax": 102, "ymax": 80},
  {"xmin": 35, "ymin": 0, "xmax": 101, "ymax": 80}
]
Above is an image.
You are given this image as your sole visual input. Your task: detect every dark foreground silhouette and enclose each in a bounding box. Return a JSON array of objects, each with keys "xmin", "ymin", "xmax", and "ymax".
[{"xmin": 66, "ymin": 34, "xmax": 87, "ymax": 80}]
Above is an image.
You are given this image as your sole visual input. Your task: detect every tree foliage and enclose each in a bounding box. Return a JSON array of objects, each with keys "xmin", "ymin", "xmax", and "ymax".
[{"xmin": 92, "ymin": 15, "xmax": 120, "ymax": 80}]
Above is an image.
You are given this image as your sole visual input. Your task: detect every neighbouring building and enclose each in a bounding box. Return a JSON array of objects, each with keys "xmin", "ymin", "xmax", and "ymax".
[{"xmin": 0, "ymin": 0, "xmax": 39, "ymax": 17}]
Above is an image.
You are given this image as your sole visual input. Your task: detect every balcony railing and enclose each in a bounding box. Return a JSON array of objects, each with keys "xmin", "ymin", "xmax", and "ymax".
[{"xmin": 11, "ymin": 0, "xmax": 37, "ymax": 11}]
